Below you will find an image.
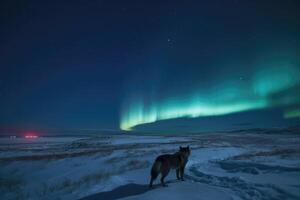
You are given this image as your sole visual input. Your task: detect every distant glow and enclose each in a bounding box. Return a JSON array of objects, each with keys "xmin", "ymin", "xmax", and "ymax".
[
  {"xmin": 25, "ymin": 135, "xmax": 38, "ymax": 139},
  {"xmin": 25, "ymin": 132, "xmax": 39, "ymax": 139},
  {"xmin": 120, "ymin": 64, "xmax": 300, "ymax": 131}
]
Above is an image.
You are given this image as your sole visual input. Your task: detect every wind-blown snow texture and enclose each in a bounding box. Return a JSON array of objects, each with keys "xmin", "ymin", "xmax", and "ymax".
[{"xmin": 1, "ymin": 130, "xmax": 300, "ymax": 200}]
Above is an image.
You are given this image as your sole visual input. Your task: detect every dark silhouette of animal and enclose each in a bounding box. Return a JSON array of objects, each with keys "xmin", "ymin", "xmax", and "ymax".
[{"xmin": 149, "ymin": 146, "xmax": 191, "ymax": 188}]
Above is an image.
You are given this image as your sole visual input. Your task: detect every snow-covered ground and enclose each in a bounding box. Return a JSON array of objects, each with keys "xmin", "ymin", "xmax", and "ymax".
[{"xmin": 0, "ymin": 132, "xmax": 300, "ymax": 200}]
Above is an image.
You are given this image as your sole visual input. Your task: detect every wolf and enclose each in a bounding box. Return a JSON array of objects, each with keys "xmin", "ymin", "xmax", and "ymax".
[{"xmin": 149, "ymin": 146, "xmax": 191, "ymax": 188}]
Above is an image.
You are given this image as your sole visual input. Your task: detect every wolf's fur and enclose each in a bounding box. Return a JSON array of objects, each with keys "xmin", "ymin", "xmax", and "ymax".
[{"xmin": 149, "ymin": 146, "xmax": 191, "ymax": 188}]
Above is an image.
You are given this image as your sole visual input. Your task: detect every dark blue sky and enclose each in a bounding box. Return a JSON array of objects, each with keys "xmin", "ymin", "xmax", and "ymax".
[{"xmin": 1, "ymin": 0, "xmax": 300, "ymax": 134}]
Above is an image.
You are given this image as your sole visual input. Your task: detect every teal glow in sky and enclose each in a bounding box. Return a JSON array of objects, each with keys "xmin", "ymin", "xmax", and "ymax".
[{"xmin": 120, "ymin": 62, "xmax": 300, "ymax": 131}]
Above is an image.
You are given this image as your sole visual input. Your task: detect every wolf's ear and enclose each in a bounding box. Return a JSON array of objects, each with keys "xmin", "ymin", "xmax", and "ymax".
[
  {"xmin": 179, "ymin": 146, "xmax": 182, "ymax": 150},
  {"xmin": 187, "ymin": 145, "xmax": 190, "ymax": 149}
]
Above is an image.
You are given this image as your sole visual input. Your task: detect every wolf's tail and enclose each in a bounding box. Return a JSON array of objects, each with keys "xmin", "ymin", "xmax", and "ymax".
[{"xmin": 151, "ymin": 160, "xmax": 161, "ymax": 179}]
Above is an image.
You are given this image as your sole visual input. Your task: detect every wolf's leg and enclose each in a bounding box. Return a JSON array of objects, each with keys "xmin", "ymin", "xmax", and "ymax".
[
  {"xmin": 149, "ymin": 177, "xmax": 155, "ymax": 188},
  {"xmin": 149, "ymin": 160, "xmax": 161, "ymax": 188},
  {"xmin": 176, "ymin": 169, "xmax": 180, "ymax": 180},
  {"xmin": 180, "ymin": 166, "xmax": 185, "ymax": 181},
  {"xmin": 149, "ymin": 170, "xmax": 159, "ymax": 188},
  {"xmin": 160, "ymin": 166, "xmax": 170, "ymax": 187}
]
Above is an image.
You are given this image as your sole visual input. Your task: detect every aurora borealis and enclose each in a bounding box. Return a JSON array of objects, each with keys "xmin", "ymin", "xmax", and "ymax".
[{"xmin": 120, "ymin": 59, "xmax": 300, "ymax": 131}]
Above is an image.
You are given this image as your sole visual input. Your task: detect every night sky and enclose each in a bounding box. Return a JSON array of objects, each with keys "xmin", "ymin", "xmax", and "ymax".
[{"xmin": 1, "ymin": 0, "xmax": 300, "ymax": 134}]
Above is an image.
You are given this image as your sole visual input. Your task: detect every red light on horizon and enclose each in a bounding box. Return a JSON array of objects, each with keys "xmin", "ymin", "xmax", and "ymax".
[
  {"xmin": 25, "ymin": 134, "xmax": 39, "ymax": 139},
  {"xmin": 25, "ymin": 135, "xmax": 38, "ymax": 139}
]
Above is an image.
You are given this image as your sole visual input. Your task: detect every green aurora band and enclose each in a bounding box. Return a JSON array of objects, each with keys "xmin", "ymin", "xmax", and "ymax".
[{"xmin": 120, "ymin": 64, "xmax": 300, "ymax": 131}]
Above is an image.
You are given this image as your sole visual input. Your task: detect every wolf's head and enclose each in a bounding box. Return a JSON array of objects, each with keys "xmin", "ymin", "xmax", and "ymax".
[{"xmin": 179, "ymin": 146, "xmax": 191, "ymax": 158}]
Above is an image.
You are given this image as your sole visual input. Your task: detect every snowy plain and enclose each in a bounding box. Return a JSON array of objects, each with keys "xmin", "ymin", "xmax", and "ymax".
[{"xmin": 0, "ymin": 130, "xmax": 300, "ymax": 200}]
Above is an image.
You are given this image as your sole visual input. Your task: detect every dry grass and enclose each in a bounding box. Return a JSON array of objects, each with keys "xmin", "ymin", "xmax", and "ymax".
[
  {"xmin": 35, "ymin": 159, "xmax": 150, "ymax": 197},
  {"xmin": 0, "ymin": 177, "xmax": 24, "ymax": 192},
  {"xmin": 121, "ymin": 160, "xmax": 151, "ymax": 171},
  {"xmin": 37, "ymin": 171, "xmax": 113, "ymax": 197},
  {"xmin": 0, "ymin": 137, "xmax": 196, "ymax": 162},
  {"xmin": 231, "ymin": 148, "xmax": 300, "ymax": 160},
  {"xmin": 0, "ymin": 149, "xmax": 113, "ymax": 162}
]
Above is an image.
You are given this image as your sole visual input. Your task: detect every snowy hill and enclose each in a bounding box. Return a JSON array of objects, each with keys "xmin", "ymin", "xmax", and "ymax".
[{"xmin": 1, "ymin": 132, "xmax": 300, "ymax": 200}]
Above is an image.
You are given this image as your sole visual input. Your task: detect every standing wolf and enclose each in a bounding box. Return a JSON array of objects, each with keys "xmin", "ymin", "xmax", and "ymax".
[{"xmin": 149, "ymin": 146, "xmax": 191, "ymax": 188}]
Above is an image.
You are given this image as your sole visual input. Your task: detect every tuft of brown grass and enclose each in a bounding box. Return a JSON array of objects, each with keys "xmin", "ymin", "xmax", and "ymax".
[
  {"xmin": 231, "ymin": 148, "xmax": 300, "ymax": 160},
  {"xmin": 0, "ymin": 149, "xmax": 113, "ymax": 162},
  {"xmin": 0, "ymin": 177, "xmax": 24, "ymax": 192},
  {"xmin": 122, "ymin": 160, "xmax": 151, "ymax": 171}
]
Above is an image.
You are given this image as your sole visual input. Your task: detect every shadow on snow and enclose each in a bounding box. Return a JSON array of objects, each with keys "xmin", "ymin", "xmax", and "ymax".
[
  {"xmin": 79, "ymin": 180, "xmax": 180, "ymax": 200},
  {"xmin": 79, "ymin": 183, "xmax": 149, "ymax": 200}
]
